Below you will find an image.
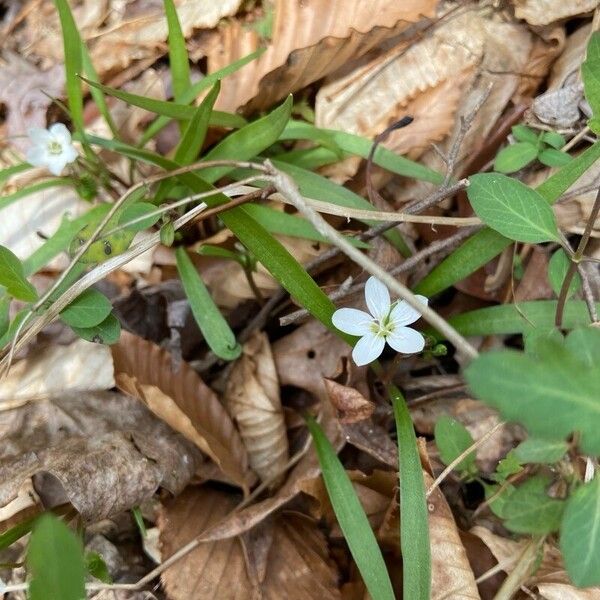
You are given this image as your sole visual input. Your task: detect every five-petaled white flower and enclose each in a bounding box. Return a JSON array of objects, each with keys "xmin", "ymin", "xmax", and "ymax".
[
  {"xmin": 26, "ymin": 123, "xmax": 78, "ymax": 176},
  {"xmin": 332, "ymin": 276, "xmax": 428, "ymax": 366}
]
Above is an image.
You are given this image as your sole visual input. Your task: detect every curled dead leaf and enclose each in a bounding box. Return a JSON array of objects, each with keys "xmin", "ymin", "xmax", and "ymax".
[
  {"xmin": 512, "ymin": 0, "xmax": 599, "ymax": 26},
  {"xmin": 111, "ymin": 331, "xmax": 255, "ymax": 493},
  {"xmin": 324, "ymin": 378, "xmax": 375, "ymax": 424},
  {"xmin": 0, "ymin": 391, "xmax": 202, "ymax": 522},
  {"xmin": 225, "ymin": 332, "xmax": 289, "ymax": 486},
  {"xmin": 159, "ymin": 487, "xmax": 340, "ymax": 600}
]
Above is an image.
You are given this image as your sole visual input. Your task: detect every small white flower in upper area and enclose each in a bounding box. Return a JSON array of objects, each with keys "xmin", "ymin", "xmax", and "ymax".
[
  {"xmin": 332, "ymin": 276, "xmax": 428, "ymax": 366},
  {"xmin": 26, "ymin": 123, "xmax": 78, "ymax": 176}
]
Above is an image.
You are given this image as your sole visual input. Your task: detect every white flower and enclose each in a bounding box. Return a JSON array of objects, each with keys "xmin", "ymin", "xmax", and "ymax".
[
  {"xmin": 332, "ymin": 276, "xmax": 428, "ymax": 366},
  {"xmin": 26, "ymin": 123, "xmax": 78, "ymax": 176}
]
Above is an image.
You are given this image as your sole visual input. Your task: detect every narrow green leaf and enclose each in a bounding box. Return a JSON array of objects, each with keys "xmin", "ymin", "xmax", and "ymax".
[
  {"xmin": 175, "ymin": 247, "xmax": 241, "ymax": 360},
  {"xmin": 494, "ymin": 142, "xmax": 538, "ymax": 173},
  {"xmin": 0, "ymin": 163, "xmax": 30, "ymax": 185},
  {"xmin": 468, "ymin": 173, "xmax": 559, "ymax": 243},
  {"xmin": 500, "ymin": 475, "xmax": 565, "ymax": 534},
  {"xmin": 538, "ymin": 148, "xmax": 572, "ymax": 167},
  {"xmin": 0, "ymin": 178, "xmax": 73, "ymax": 212},
  {"xmin": 306, "ymin": 416, "xmax": 395, "ymax": 600},
  {"xmin": 163, "ymin": 0, "xmax": 191, "ymax": 103},
  {"xmin": 465, "ymin": 328, "xmax": 600, "ymax": 454},
  {"xmin": 541, "ymin": 131, "xmax": 566, "ymax": 149},
  {"xmin": 160, "ymin": 221, "xmax": 175, "ymax": 246},
  {"xmin": 140, "ymin": 48, "xmax": 264, "ymax": 145},
  {"xmin": 560, "ymin": 477, "xmax": 600, "ymax": 587},
  {"xmin": 274, "ymin": 146, "xmax": 342, "ymax": 170},
  {"xmin": 548, "ymin": 249, "xmax": 581, "ymax": 298},
  {"xmin": 281, "ymin": 120, "xmax": 443, "ymax": 184},
  {"xmin": 0, "ymin": 295, "xmax": 9, "ymax": 339},
  {"xmin": 0, "ymin": 513, "xmax": 37, "ymax": 550},
  {"xmin": 0, "ymin": 245, "xmax": 38, "ymax": 301},
  {"xmin": 71, "ymin": 313, "xmax": 121, "ymax": 345},
  {"xmin": 434, "ymin": 416, "xmax": 476, "ymax": 474},
  {"xmin": 27, "ymin": 514, "xmax": 86, "ymax": 600},
  {"xmin": 582, "ymin": 32, "xmax": 600, "ymax": 130},
  {"xmin": 201, "ymin": 95, "xmax": 293, "ymax": 182},
  {"xmin": 119, "ymin": 201, "xmax": 162, "ymax": 232},
  {"xmin": 416, "ymin": 140, "xmax": 600, "ymax": 296},
  {"xmin": 390, "ymin": 384, "xmax": 431, "ymax": 600},
  {"xmin": 512, "ymin": 125, "xmax": 539, "ymax": 144},
  {"xmin": 60, "ymin": 289, "xmax": 112, "ymax": 328},
  {"xmin": 513, "ymin": 438, "xmax": 568, "ymax": 464}
]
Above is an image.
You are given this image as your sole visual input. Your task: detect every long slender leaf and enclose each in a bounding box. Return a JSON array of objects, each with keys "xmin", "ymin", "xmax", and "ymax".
[
  {"xmin": 0, "ymin": 178, "xmax": 73, "ymax": 212},
  {"xmin": 306, "ymin": 416, "xmax": 395, "ymax": 600},
  {"xmin": 0, "ymin": 163, "xmax": 30, "ymax": 185},
  {"xmin": 175, "ymin": 247, "xmax": 241, "ymax": 360},
  {"xmin": 416, "ymin": 140, "xmax": 600, "ymax": 296},
  {"xmin": 163, "ymin": 0, "xmax": 191, "ymax": 103}
]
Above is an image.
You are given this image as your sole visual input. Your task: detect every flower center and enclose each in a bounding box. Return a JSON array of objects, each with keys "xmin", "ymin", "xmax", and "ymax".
[
  {"xmin": 47, "ymin": 141, "xmax": 63, "ymax": 155},
  {"xmin": 370, "ymin": 313, "xmax": 395, "ymax": 338}
]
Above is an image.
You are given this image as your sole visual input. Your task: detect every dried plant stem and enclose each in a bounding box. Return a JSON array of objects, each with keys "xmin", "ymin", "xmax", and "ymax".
[
  {"xmin": 266, "ymin": 163, "xmax": 479, "ymax": 360},
  {"xmin": 556, "ymin": 186, "xmax": 600, "ymax": 327}
]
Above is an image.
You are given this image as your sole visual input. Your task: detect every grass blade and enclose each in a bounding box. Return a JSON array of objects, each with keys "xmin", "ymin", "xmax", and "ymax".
[
  {"xmin": 163, "ymin": 0, "xmax": 191, "ymax": 103},
  {"xmin": 1, "ymin": 178, "xmax": 73, "ymax": 212},
  {"xmin": 306, "ymin": 416, "xmax": 395, "ymax": 600}
]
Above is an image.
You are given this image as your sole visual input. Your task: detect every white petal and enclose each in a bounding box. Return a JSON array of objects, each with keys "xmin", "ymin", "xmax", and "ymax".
[
  {"xmin": 365, "ymin": 276, "xmax": 390, "ymax": 321},
  {"xmin": 352, "ymin": 332, "xmax": 385, "ymax": 366},
  {"xmin": 332, "ymin": 308, "xmax": 373, "ymax": 336},
  {"xmin": 27, "ymin": 127, "xmax": 51, "ymax": 144},
  {"xmin": 45, "ymin": 155, "xmax": 67, "ymax": 176},
  {"xmin": 389, "ymin": 295, "xmax": 428, "ymax": 326},
  {"xmin": 49, "ymin": 123, "xmax": 72, "ymax": 144},
  {"xmin": 62, "ymin": 144, "xmax": 78, "ymax": 164},
  {"xmin": 26, "ymin": 146, "xmax": 49, "ymax": 167},
  {"xmin": 386, "ymin": 326, "xmax": 425, "ymax": 354}
]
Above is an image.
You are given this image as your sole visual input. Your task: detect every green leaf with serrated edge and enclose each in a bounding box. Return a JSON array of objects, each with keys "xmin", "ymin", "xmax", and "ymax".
[
  {"xmin": 176, "ymin": 247, "xmax": 241, "ymax": 360},
  {"xmin": 71, "ymin": 313, "xmax": 121, "ymax": 345},
  {"xmin": 415, "ymin": 139, "xmax": 600, "ymax": 297},
  {"xmin": 492, "ymin": 451, "xmax": 522, "ymax": 483},
  {"xmin": 306, "ymin": 416, "xmax": 395, "ymax": 600},
  {"xmin": 0, "ymin": 245, "xmax": 37, "ymax": 301},
  {"xmin": 200, "ymin": 95, "xmax": 292, "ymax": 183},
  {"xmin": 281, "ymin": 119, "xmax": 443, "ymax": 184},
  {"xmin": 468, "ymin": 173, "xmax": 559, "ymax": 243},
  {"xmin": 465, "ymin": 328, "xmax": 600, "ymax": 454},
  {"xmin": 539, "ymin": 148, "xmax": 572, "ymax": 167},
  {"xmin": 514, "ymin": 438, "xmax": 568, "ymax": 464},
  {"xmin": 139, "ymin": 49, "xmax": 264, "ymax": 145},
  {"xmin": 541, "ymin": 131, "xmax": 566, "ymax": 149},
  {"xmin": 28, "ymin": 514, "xmax": 86, "ymax": 600},
  {"xmin": 501, "ymin": 475, "xmax": 565, "ymax": 534},
  {"xmin": 434, "ymin": 416, "xmax": 476, "ymax": 474},
  {"xmin": 560, "ymin": 477, "xmax": 600, "ymax": 587},
  {"xmin": 494, "ymin": 142, "xmax": 538, "ymax": 173},
  {"xmin": 548, "ymin": 249, "xmax": 581, "ymax": 298},
  {"xmin": 82, "ymin": 77, "xmax": 245, "ymax": 129},
  {"xmin": 60, "ymin": 289, "xmax": 112, "ymax": 328},
  {"xmin": 512, "ymin": 125, "xmax": 539, "ymax": 144},
  {"xmin": 582, "ymin": 32, "xmax": 600, "ymax": 124}
]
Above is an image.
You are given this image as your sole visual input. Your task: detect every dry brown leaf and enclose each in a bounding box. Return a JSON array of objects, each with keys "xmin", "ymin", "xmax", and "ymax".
[
  {"xmin": 209, "ymin": 0, "xmax": 439, "ymax": 112},
  {"xmin": 512, "ymin": 0, "xmax": 599, "ymax": 26},
  {"xmin": 0, "ymin": 339, "xmax": 114, "ymax": 405},
  {"xmin": 535, "ymin": 583, "xmax": 600, "ymax": 599},
  {"xmin": 324, "ymin": 378, "xmax": 375, "ymax": 424},
  {"xmin": 225, "ymin": 332, "xmax": 289, "ymax": 486},
  {"xmin": 111, "ymin": 331, "xmax": 255, "ymax": 493},
  {"xmin": 0, "ymin": 391, "xmax": 202, "ymax": 522},
  {"xmin": 159, "ymin": 487, "xmax": 340, "ymax": 600},
  {"xmin": 273, "ymin": 320, "xmax": 351, "ymax": 400},
  {"xmin": 0, "ymin": 51, "xmax": 65, "ymax": 153}
]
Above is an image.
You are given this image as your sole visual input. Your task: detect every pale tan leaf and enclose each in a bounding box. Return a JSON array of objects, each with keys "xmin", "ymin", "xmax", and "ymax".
[
  {"xmin": 536, "ymin": 583, "xmax": 600, "ymax": 599},
  {"xmin": 111, "ymin": 331, "xmax": 255, "ymax": 492},
  {"xmin": 159, "ymin": 487, "xmax": 340, "ymax": 600},
  {"xmin": 0, "ymin": 391, "xmax": 202, "ymax": 522},
  {"xmin": 425, "ymin": 472, "xmax": 480, "ymax": 600},
  {"xmin": 209, "ymin": 0, "xmax": 439, "ymax": 112},
  {"xmin": 0, "ymin": 339, "xmax": 114, "ymax": 405},
  {"xmin": 225, "ymin": 332, "xmax": 289, "ymax": 486},
  {"xmin": 324, "ymin": 378, "xmax": 375, "ymax": 424},
  {"xmin": 512, "ymin": 0, "xmax": 599, "ymax": 26}
]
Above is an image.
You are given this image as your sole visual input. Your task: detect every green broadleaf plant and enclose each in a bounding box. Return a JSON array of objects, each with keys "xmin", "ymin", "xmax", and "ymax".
[
  {"xmin": 0, "ymin": 245, "xmax": 38, "ymax": 302},
  {"xmin": 434, "ymin": 416, "xmax": 477, "ymax": 475}
]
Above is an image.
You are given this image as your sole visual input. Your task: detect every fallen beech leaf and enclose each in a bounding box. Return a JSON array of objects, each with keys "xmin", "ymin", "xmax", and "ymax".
[
  {"xmin": 0, "ymin": 391, "xmax": 202, "ymax": 522},
  {"xmin": 159, "ymin": 487, "xmax": 340, "ymax": 599},
  {"xmin": 512, "ymin": 0, "xmax": 599, "ymax": 26},
  {"xmin": 342, "ymin": 420, "xmax": 398, "ymax": 468},
  {"xmin": 209, "ymin": 0, "xmax": 438, "ymax": 112},
  {"xmin": 111, "ymin": 331, "xmax": 254, "ymax": 492},
  {"xmin": 536, "ymin": 583, "xmax": 600, "ymax": 599},
  {"xmin": 0, "ymin": 339, "xmax": 114, "ymax": 405},
  {"xmin": 273, "ymin": 320, "xmax": 351, "ymax": 400},
  {"xmin": 324, "ymin": 379, "xmax": 375, "ymax": 424},
  {"xmin": 225, "ymin": 332, "xmax": 289, "ymax": 486}
]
